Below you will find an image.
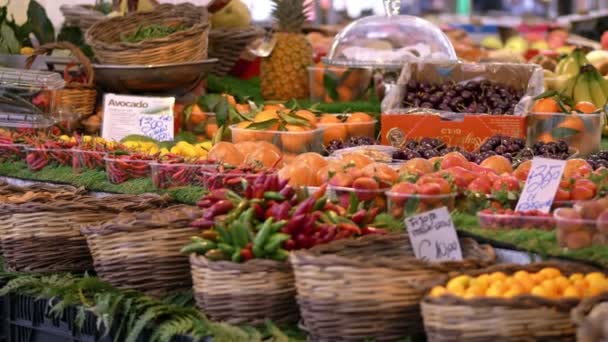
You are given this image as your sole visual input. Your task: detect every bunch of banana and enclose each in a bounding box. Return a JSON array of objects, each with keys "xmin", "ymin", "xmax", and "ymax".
[
  {"xmin": 546, "ymin": 49, "xmax": 589, "ymax": 91},
  {"xmin": 560, "ymin": 64, "xmax": 608, "ymax": 108}
]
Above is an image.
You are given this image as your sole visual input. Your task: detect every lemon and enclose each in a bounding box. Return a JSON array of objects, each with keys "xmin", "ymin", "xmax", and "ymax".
[
  {"xmin": 160, "ymin": 148, "xmax": 170, "ymax": 156},
  {"xmin": 429, "ymin": 286, "xmax": 447, "ymax": 297},
  {"xmin": 446, "ymin": 275, "xmax": 471, "ymax": 292}
]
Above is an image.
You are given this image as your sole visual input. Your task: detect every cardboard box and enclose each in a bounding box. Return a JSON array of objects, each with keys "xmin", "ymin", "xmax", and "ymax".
[{"xmin": 380, "ymin": 62, "xmax": 543, "ymax": 151}]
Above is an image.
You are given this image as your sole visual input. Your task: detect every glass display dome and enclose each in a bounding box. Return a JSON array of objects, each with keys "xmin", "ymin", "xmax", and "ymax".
[{"xmin": 324, "ymin": 15, "xmax": 458, "ymax": 67}]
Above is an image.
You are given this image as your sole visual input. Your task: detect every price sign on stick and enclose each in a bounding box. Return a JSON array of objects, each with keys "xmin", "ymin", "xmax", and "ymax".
[
  {"xmin": 515, "ymin": 157, "xmax": 566, "ymax": 213},
  {"xmin": 102, "ymin": 94, "xmax": 175, "ymax": 142},
  {"xmin": 404, "ymin": 207, "xmax": 463, "ymax": 262}
]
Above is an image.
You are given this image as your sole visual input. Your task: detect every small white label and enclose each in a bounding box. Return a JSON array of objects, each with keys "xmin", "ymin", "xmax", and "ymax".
[
  {"xmin": 404, "ymin": 207, "xmax": 463, "ymax": 262},
  {"xmin": 515, "ymin": 157, "xmax": 566, "ymax": 213},
  {"xmin": 102, "ymin": 94, "xmax": 175, "ymax": 142}
]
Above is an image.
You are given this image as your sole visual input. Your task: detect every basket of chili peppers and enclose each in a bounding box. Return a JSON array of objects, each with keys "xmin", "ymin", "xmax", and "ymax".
[
  {"xmin": 81, "ymin": 205, "xmax": 200, "ymax": 298},
  {"xmin": 25, "ymin": 139, "xmax": 78, "ymax": 171},
  {"xmin": 71, "ymin": 135, "xmax": 116, "ymax": 173},
  {"xmin": 0, "ymin": 137, "xmax": 28, "ymax": 162},
  {"xmin": 0, "ymin": 193, "xmax": 168, "ymax": 273},
  {"xmin": 201, "ymin": 164, "xmax": 278, "ymax": 195},
  {"xmin": 184, "ymin": 175, "xmax": 389, "ymax": 325},
  {"xmin": 105, "ymin": 153, "xmax": 155, "ymax": 184},
  {"xmin": 150, "ymin": 156, "xmax": 216, "ymax": 189}
]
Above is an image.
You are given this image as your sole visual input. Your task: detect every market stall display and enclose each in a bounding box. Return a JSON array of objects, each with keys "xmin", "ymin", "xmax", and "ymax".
[{"xmin": 0, "ymin": 1, "xmax": 606, "ymax": 341}]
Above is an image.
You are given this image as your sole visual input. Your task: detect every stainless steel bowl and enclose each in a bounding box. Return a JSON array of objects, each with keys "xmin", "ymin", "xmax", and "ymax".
[{"xmin": 92, "ymin": 59, "xmax": 218, "ymax": 96}]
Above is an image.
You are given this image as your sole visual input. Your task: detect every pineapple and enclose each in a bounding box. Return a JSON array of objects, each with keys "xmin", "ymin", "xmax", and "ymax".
[{"xmin": 260, "ymin": 0, "xmax": 313, "ymax": 101}]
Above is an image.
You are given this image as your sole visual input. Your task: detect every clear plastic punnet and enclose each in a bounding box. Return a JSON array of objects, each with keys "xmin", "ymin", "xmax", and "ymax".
[
  {"xmin": 0, "ymin": 67, "xmax": 63, "ymax": 129},
  {"xmin": 324, "ymin": 15, "xmax": 457, "ymax": 68}
]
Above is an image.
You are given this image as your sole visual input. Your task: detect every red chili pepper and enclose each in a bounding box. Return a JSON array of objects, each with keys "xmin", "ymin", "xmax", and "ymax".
[{"xmin": 240, "ymin": 247, "xmax": 253, "ymax": 261}]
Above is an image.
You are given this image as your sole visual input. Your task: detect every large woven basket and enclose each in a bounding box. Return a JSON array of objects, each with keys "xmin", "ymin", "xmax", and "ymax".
[
  {"xmin": 208, "ymin": 26, "xmax": 264, "ymax": 76},
  {"xmin": 0, "ymin": 194, "xmax": 167, "ymax": 273},
  {"xmin": 421, "ymin": 262, "xmax": 602, "ymax": 342},
  {"xmin": 289, "ymin": 233, "xmax": 496, "ymax": 341},
  {"xmin": 0, "ymin": 183, "xmax": 85, "ymax": 255},
  {"xmin": 60, "ymin": 4, "xmax": 107, "ymax": 32},
  {"xmin": 86, "ymin": 3, "xmax": 209, "ymax": 65},
  {"xmin": 81, "ymin": 205, "xmax": 201, "ymax": 297},
  {"xmin": 572, "ymin": 292, "xmax": 608, "ymax": 342},
  {"xmin": 25, "ymin": 42, "xmax": 97, "ymax": 118},
  {"xmin": 190, "ymin": 254, "xmax": 298, "ymax": 325}
]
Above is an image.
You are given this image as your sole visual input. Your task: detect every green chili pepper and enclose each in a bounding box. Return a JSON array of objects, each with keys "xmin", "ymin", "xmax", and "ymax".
[
  {"xmin": 313, "ymin": 196, "xmax": 327, "ymax": 211},
  {"xmin": 217, "ymin": 243, "xmax": 235, "ymax": 255},
  {"xmin": 253, "ymin": 218, "xmax": 274, "ymax": 256},
  {"xmin": 231, "ymin": 249, "xmax": 242, "ymax": 262},
  {"xmin": 215, "ymin": 225, "xmax": 233, "ymax": 245},
  {"xmin": 270, "ymin": 249, "xmax": 289, "ymax": 261},
  {"xmin": 263, "ymin": 233, "xmax": 291, "ymax": 254},
  {"xmin": 264, "ymin": 191, "xmax": 285, "ymax": 201}
]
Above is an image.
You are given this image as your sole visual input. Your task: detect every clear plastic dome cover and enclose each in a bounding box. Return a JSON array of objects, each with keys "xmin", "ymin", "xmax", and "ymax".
[{"xmin": 325, "ymin": 15, "xmax": 457, "ymax": 67}]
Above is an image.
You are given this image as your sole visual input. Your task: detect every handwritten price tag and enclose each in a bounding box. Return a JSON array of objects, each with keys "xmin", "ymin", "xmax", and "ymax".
[
  {"xmin": 138, "ymin": 114, "xmax": 173, "ymax": 142},
  {"xmin": 515, "ymin": 157, "xmax": 566, "ymax": 213},
  {"xmin": 404, "ymin": 207, "xmax": 463, "ymax": 262}
]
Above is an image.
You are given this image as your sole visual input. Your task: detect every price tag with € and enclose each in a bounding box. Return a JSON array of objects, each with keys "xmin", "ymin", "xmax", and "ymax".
[{"xmin": 515, "ymin": 157, "xmax": 566, "ymax": 213}]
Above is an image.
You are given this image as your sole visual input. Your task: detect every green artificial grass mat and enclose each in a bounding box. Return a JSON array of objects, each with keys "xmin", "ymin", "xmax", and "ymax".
[
  {"xmin": 454, "ymin": 213, "xmax": 608, "ymax": 268},
  {"xmin": 0, "ymin": 161, "xmax": 203, "ymax": 205}
]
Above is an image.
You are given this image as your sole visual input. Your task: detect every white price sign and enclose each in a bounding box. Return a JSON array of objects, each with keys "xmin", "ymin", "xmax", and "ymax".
[
  {"xmin": 102, "ymin": 94, "xmax": 175, "ymax": 142},
  {"xmin": 515, "ymin": 157, "xmax": 566, "ymax": 213},
  {"xmin": 404, "ymin": 207, "xmax": 463, "ymax": 262}
]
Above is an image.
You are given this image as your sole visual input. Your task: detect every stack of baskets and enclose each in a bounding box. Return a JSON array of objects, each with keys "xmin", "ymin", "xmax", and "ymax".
[
  {"xmin": 86, "ymin": 3, "xmax": 209, "ymax": 65},
  {"xmin": 25, "ymin": 42, "xmax": 97, "ymax": 119},
  {"xmin": 82, "ymin": 205, "xmax": 201, "ymax": 297},
  {"xmin": 289, "ymin": 233, "xmax": 496, "ymax": 341},
  {"xmin": 421, "ymin": 262, "xmax": 601, "ymax": 342},
  {"xmin": 0, "ymin": 192, "xmax": 168, "ymax": 273},
  {"xmin": 572, "ymin": 292, "xmax": 608, "ymax": 341}
]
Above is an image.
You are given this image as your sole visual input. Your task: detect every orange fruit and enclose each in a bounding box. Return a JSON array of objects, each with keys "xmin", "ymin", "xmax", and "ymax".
[
  {"xmin": 574, "ymin": 101, "xmax": 597, "ymax": 114},
  {"xmin": 532, "ymin": 97, "xmax": 560, "ymax": 113},
  {"xmin": 190, "ymin": 104, "xmax": 207, "ymax": 126},
  {"xmin": 563, "ymin": 158, "xmax": 593, "ymax": 179},
  {"xmin": 337, "ymin": 86, "xmax": 354, "ymax": 102},
  {"xmin": 361, "ymin": 162, "xmax": 399, "ymax": 186},
  {"xmin": 399, "ymin": 158, "xmax": 434, "ymax": 176},
  {"xmin": 339, "ymin": 152, "xmax": 374, "ymax": 169},
  {"xmin": 279, "ymin": 163, "xmax": 316, "ymax": 186},
  {"xmin": 254, "ymin": 110, "xmax": 280, "ymax": 129},
  {"xmin": 294, "ymin": 110, "xmax": 318, "ymax": 128},
  {"xmin": 556, "ymin": 115, "xmax": 585, "ymax": 133},
  {"xmin": 231, "ymin": 121, "xmax": 256, "ymax": 143},
  {"xmin": 291, "ymin": 152, "xmax": 328, "ymax": 171},
  {"xmin": 345, "ymin": 112, "xmax": 375, "ymax": 137},
  {"xmin": 235, "ymin": 103, "xmax": 251, "ymax": 114},
  {"xmin": 513, "ymin": 160, "xmax": 532, "ymax": 181},
  {"xmin": 318, "ymin": 114, "xmax": 347, "ymax": 144},
  {"xmin": 281, "ymin": 124, "xmax": 314, "ymax": 153},
  {"xmin": 316, "ymin": 160, "xmax": 345, "ymax": 184},
  {"xmin": 205, "ymin": 121, "xmax": 218, "ymax": 139},
  {"xmin": 234, "ymin": 141, "xmax": 259, "ymax": 158},
  {"xmin": 245, "ymin": 148, "xmax": 283, "ymax": 169},
  {"xmin": 256, "ymin": 141, "xmax": 282, "ymax": 156},
  {"xmin": 207, "ymin": 142, "xmax": 244, "ymax": 166},
  {"xmin": 222, "ymin": 94, "xmax": 237, "ymax": 106},
  {"xmin": 536, "ymin": 131, "xmax": 556, "ymax": 143},
  {"xmin": 480, "ymin": 155, "xmax": 513, "ymax": 174}
]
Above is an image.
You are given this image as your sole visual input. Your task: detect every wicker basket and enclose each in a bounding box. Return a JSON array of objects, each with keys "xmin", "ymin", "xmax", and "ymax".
[
  {"xmin": 421, "ymin": 262, "xmax": 602, "ymax": 342},
  {"xmin": 86, "ymin": 3, "xmax": 209, "ymax": 65},
  {"xmin": 25, "ymin": 42, "xmax": 97, "ymax": 118},
  {"xmin": 0, "ymin": 194, "xmax": 167, "ymax": 273},
  {"xmin": 190, "ymin": 254, "xmax": 298, "ymax": 325},
  {"xmin": 208, "ymin": 26, "xmax": 264, "ymax": 76},
  {"xmin": 60, "ymin": 4, "xmax": 107, "ymax": 32},
  {"xmin": 81, "ymin": 205, "xmax": 201, "ymax": 297},
  {"xmin": 289, "ymin": 233, "xmax": 496, "ymax": 341},
  {"xmin": 572, "ymin": 292, "xmax": 608, "ymax": 342}
]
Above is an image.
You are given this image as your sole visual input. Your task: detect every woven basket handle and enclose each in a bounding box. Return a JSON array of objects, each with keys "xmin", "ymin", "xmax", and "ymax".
[{"xmin": 25, "ymin": 41, "xmax": 95, "ymax": 86}]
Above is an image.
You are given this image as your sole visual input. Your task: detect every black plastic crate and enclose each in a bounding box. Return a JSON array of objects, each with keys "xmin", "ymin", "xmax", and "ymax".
[{"xmin": 6, "ymin": 294, "xmax": 208, "ymax": 342}]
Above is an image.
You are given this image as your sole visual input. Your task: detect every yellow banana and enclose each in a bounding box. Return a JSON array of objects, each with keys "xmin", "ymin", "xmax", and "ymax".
[
  {"xmin": 559, "ymin": 74, "xmax": 578, "ymax": 98},
  {"xmin": 573, "ymin": 72, "xmax": 594, "ymax": 104},
  {"xmin": 589, "ymin": 72, "xmax": 608, "ymax": 108},
  {"xmin": 559, "ymin": 57, "xmax": 580, "ymax": 76},
  {"xmin": 596, "ymin": 73, "xmax": 608, "ymax": 100}
]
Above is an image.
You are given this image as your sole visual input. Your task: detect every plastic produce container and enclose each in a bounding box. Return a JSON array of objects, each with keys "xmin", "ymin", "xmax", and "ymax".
[
  {"xmin": 230, "ymin": 124, "xmax": 325, "ymax": 154},
  {"xmin": 308, "ymin": 66, "xmax": 373, "ymax": 103},
  {"xmin": 25, "ymin": 147, "xmax": 72, "ymax": 171},
  {"xmin": 150, "ymin": 162, "xmax": 210, "ymax": 189},
  {"xmin": 317, "ymin": 113, "xmax": 377, "ymax": 145},
  {"xmin": 387, "ymin": 191, "xmax": 456, "ymax": 219},
  {"xmin": 0, "ymin": 143, "xmax": 28, "ymax": 162},
  {"xmin": 72, "ymin": 149, "xmax": 107, "ymax": 173},
  {"xmin": 554, "ymin": 207, "xmax": 606, "ymax": 250},
  {"xmin": 328, "ymin": 185, "xmax": 388, "ymax": 210},
  {"xmin": 527, "ymin": 112, "xmax": 602, "ymax": 157},
  {"xmin": 104, "ymin": 156, "xmax": 152, "ymax": 184},
  {"xmin": 330, "ymin": 145, "xmax": 397, "ymax": 162},
  {"xmin": 478, "ymin": 211, "xmax": 556, "ymax": 231}
]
